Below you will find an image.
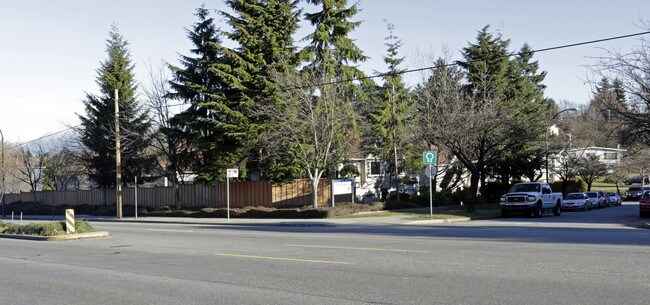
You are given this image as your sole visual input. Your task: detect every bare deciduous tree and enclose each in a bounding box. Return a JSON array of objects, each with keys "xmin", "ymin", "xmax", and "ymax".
[
  {"xmin": 13, "ymin": 145, "xmax": 47, "ymax": 202},
  {"xmin": 43, "ymin": 147, "xmax": 85, "ymax": 191},
  {"xmin": 552, "ymin": 151, "xmax": 579, "ymax": 195},
  {"xmin": 576, "ymin": 154, "xmax": 608, "ymax": 191},
  {"xmin": 413, "ymin": 58, "xmax": 535, "ymax": 212},
  {"xmin": 591, "ymin": 22, "xmax": 650, "ymax": 146},
  {"xmin": 260, "ymin": 69, "xmax": 358, "ymax": 207},
  {"xmin": 142, "ymin": 60, "xmax": 191, "ymax": 208}
]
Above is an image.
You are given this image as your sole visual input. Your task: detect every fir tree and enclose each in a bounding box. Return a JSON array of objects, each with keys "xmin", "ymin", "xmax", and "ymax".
[
  {"xmin": 457, "ymin": 25, "xmax": 511, "ymax": 98},
  {"xmin": 169, "ymin": 6, "xmax": 250, "ymax": 183},
  {"xmin": 220, "ymin": 0, "xmax": 302, "ymax": 181},
  {"xmin": 77, "ymin": 25, "xmax": 154, "ymax": 195},
  {"xmin": 453, "ymin": 25, "xmax": 549, "ymax": 207},
  {"xmin": 301, "ymin": 0, "xmax": 367, "ymax": 82},
  {"xmin": 370, "ymin": 21, "xmax": 413, "ymax": 201}
]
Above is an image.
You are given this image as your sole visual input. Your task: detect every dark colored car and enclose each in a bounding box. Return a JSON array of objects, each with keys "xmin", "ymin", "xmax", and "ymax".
[
  {"xmin": 625, "ymin": 176, "xmax": 650, "ymax": 185},
  {"xmin": 626, "ymin": 186, "xmax": 644, "ymax": 200}
]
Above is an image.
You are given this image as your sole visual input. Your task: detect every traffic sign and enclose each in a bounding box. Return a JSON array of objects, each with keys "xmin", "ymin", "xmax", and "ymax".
[
  {"xmin": 424, "ymin": 165, "xmax": 437, "ymax": 177},
  {"xmin": 423, "ymin": 151, "xmax": 437, "ymax": 165}
]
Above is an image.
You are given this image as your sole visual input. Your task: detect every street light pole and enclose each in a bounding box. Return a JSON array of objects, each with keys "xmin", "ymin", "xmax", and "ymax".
[{"xmin": 546, "ymin": 108, "xmax": 578, "ymax": 182}]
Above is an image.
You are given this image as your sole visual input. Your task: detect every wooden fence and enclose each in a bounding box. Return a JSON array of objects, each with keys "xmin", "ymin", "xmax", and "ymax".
[{"xmin": 3, "ymin": 179, "xmax": 334, "ymax": 209}]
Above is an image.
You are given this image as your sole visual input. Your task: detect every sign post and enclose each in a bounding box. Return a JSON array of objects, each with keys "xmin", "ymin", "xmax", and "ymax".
[
  {"xmin": 226, "ymin": 168, "xmax": 239, "ymax": 222},
  {"xmin": 423, "ymin": 151, "xmax": 438, "ymax": 219},
  {"xmin": 134, "ymin": 176, "xmax": 138, "ymax": 219}
]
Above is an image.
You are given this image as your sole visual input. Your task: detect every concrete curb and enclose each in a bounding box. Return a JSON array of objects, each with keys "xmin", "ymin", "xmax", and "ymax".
[
  {"xmin": 406, "ymin": 217, "xmax": 472, "ymax": 225},
  {"xmin": 0, "ymin": 231, "xmax": 111, "ymax": 241},
  {"xmin": 88, "ymin": 218, "xmax": 312, "ymax": 227}
]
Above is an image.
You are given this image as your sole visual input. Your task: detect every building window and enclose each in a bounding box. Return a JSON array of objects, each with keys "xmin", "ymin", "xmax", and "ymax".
[
  {"xmin": 603, "ymin": 152, "xmax": 617, "ymax": 160},
  {"xmin": 369, "ymin": 161, "xmax": 381, "ymax": 176}
]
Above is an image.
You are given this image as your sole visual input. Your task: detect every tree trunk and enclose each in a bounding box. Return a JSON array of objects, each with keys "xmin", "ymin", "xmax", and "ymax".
[
  {"xmin": 102, "ymin": 187, "xmax": 107, "ymax": 206},
  {"xmin": 311, "ymin": 169, "xmax": 320, "ymax": 208},
  {"xmin": 467, "ymin": 169, "xmax": 479, "ymax": 213},
  {"xmin": 479, "ymin": 170, "xmax": 487, "ymax": 204},
  {"xmin": 174, "ymin": 180, "xmax": 181, "ymax": 210},
  {"xmin": 501, "ymin": 171, "xmax": 511, "ymax": 191}
]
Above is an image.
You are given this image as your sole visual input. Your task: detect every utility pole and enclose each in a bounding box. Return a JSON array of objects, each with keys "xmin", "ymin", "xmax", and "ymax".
[{"xmin": 115, "ymin": 89, "xmax": 123, "ymax": 220}]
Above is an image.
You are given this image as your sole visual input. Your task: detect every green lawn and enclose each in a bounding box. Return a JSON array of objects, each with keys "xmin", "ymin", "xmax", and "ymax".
[
  {"xmin": 404, "ymin": 209, "xmax": 500, "ymax": 221},
  {"xmin": 337, "ymin": 206, "xmax": 501, "ymax": 220},
  {"xmin": 590, "ymin": 181, "xmax": 625, "ymax": 193}
]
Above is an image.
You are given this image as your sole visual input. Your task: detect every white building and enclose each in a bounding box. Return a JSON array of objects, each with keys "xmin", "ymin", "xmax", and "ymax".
[{"xmin": 548, "ymin": 146, "xmax": 626, "ymax": 182}]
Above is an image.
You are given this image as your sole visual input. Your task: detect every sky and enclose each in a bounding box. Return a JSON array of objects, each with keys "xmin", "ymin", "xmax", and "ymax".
[{"xmin": 1, "ymin": 0, "xmax": 649, "ymax": 143}]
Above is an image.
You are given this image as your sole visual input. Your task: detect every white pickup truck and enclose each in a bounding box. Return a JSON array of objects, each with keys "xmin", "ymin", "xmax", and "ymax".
[{"xmin": 499, "ymin": 182, "xmax": 563, "ymax": 217}]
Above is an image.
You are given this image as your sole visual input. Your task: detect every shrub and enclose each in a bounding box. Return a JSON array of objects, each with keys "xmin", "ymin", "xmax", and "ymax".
[
  {"xmin": 140, "ymin": 202, "xmax": 385, "ymax": 219},
  {"xmin": 406, "ymin": 187, "xmax": 476, "ymax": 207},
  {"xmin": 550, "ymin": 177, "xmax": 587, "ymax": 195},
  {"xmin": 383, "ymin": 200, "xmax": 419, "ymax": 210},
  {"xmin": 323, "ymin": 202, "xmax": 384, "ymax": 217},
  {"xmin": 1, "ymin": 221, "xmax": 95, "ymax": 236},
  {"xmin": 484, "ymin": 181, "xmax": 510, "ymax": 204},
  {"xmin": 388, "ymin": 192, "xmax": 411, "ymax": 202}
]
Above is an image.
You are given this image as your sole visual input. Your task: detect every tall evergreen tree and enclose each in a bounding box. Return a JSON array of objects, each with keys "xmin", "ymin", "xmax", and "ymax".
[
  {"xmin": 301, "ymin": 0, "xmax": 367, "ymax": 82},
  {"xmin": 77, "ymin": 26, "xmax": 154, "ymax": 195},
  {"xmin": 370, "ymin": 21, "xmax": 413, "ymax": 201},
  {"xmin": 220, "ymin": 0, "xmax": 302, "ymax": 180},
  {"xmin": 169, "ymin": 6, "xmax": 251, "ymax": 183},
  {"xmin": 491, "ymin": 43, "xmax": 549, "ymax": 187},
  {"xmin": 453, "ymin": 26, "xmax": 548, "ymax": 208},
  {"xmin": 456, "ymin": 25, "xmax": 511, "ymax": 98}
]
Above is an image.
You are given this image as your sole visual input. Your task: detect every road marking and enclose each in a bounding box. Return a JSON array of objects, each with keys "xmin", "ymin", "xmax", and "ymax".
[
  {"xmin": 215, "ymin": 253, "xmax": 353, "ymax": 265},
  {"xmin": 143, "ymin": 229, "xmax": 195, "ymax": 233},
  {"xmin": 284, "ymin": 244, "xmax": 428, "ymax": 253}
]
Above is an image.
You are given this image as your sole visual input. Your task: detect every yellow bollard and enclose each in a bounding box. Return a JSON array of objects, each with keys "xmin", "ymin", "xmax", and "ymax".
[{"xmin": 65, "ymin": 209, "xmax": 75, "ymax": 234}]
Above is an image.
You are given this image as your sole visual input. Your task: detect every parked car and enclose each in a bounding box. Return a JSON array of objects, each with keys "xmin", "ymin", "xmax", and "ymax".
[
  {"xmin": 626, "ymin": 186, "xmax": 644, "ymax": 200},
  {"xmin": 624, "ymin": 175, "xmax": 649, "ymax": 185},
  {"xmin": 500, "ymin": 182, "xmax": 563, "ymax": 217},
  {"xmin": 596, "ymin": 190, "xmax": 610, "ymax": 207},
  {"xmin": 639, "ymin": 190, "xmax": 650, "ymax": 218},
  {"xmin": 607, "ymin": 192, "xmax": 622, "ymax": 206},
  {"xmin": 562, "ymin": 192, "xmax": 592, "ymax": 211},
  {"xmin": 585, "ymin": 191, "xmax": 607, "ymax": 209}
]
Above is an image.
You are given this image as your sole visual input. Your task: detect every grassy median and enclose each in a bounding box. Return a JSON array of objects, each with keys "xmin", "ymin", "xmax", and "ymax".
[{"xmin": 0, "ymin": 220, "xmax": 95, "ymax": 236}]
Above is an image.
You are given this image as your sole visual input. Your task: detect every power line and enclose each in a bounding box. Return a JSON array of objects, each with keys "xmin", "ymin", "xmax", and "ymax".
[
  {"xmin": 10, "ymin": 30, "xmax": 650, "ymax": 146},
  {"xmin": 284, "ymin": 30, "xmax": 650, "ymax": 90}
]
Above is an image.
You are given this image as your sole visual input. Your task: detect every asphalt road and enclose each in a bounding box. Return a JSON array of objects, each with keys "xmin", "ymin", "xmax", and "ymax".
[{"xmin": 1, "ymin": 202, "xmax": 649, "ymax": 305}]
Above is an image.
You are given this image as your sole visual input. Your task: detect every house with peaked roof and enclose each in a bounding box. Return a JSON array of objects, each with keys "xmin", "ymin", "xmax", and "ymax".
[{"xmin": 548, "ymin": 146, "xmax": 626, "ymax": 182}]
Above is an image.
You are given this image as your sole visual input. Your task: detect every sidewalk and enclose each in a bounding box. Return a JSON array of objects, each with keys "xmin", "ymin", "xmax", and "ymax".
[{"xmin": 2, "ymin": 213, "xmax": 481, "ymax": 227}]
